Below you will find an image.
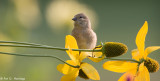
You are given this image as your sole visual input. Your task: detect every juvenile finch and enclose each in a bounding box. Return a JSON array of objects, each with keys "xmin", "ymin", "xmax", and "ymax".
[{"xmin": 71, "ymin": 13, "xmax": 97, "ymax": 49}]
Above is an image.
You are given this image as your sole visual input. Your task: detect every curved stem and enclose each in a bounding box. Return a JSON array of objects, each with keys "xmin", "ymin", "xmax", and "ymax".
[
  {"xmin": 0, "ymin": 52, "xmax": 80, "ymax": 68},
  {"xmin": 0, "ymin": 44, "xmax": 102, "ymax": 52},
  {"xmin": 105, "ymin": 58, "xmax": 140, "ymax": 63}
]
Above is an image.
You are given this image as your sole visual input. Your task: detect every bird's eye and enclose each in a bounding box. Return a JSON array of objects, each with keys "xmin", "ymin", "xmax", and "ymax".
[{"xmin": 79, "ymin": 16, "xmax": 83, "ymax": 18}]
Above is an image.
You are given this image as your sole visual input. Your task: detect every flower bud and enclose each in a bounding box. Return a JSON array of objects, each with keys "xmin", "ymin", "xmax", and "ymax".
[
  {"xmin": 144, "ymin": 57, "xmax": 159, "ymax": 73},
  {"xmin": 102, "ymin": 42, "xmax": 128, "ymax": 57}
]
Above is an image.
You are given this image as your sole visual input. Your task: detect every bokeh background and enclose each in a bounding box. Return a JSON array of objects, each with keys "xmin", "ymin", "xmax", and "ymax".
[{"xmin": 0, "ymin": 0, "xmax": 160, "ymax": 81}]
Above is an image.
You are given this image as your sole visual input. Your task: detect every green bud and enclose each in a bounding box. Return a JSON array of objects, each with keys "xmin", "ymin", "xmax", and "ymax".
[
  {"xmin": 102, "ymin": 42, "xmax": 128, "ymax": 57},
  {"xmin": 144, "ymin": 57, "xmax": 159, "ymax": 73},
  {"xmin": 78, "ymin": 69, "xmax": 89, "ymax": 79}
]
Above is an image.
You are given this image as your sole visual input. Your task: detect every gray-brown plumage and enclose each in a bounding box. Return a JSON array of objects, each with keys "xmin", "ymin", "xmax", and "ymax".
[{"xmin": 71, "ymin": 13, "xmax": 97, "ymax": 49}]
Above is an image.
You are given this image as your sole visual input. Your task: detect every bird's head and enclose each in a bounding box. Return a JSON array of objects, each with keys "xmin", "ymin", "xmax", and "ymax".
[{"xmin": 72, "ymin": 13, "xmax": 91, "ymax": 28}]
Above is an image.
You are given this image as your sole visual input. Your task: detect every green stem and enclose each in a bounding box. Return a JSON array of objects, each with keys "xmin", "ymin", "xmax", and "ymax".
[
  {"xmin": 0, "ymin": 41, "xmax": 44, "ymax": 46},
  {"xmin": 0, "ymin": 44, "xmax": 101, "ymax": 52},
  {"xmin": 0, "ymin": 52, "xmax": 79, "ymax": 68},
  {"xmin": 105, "ymin": 58, "xmax": 140, "ymax": 63}
]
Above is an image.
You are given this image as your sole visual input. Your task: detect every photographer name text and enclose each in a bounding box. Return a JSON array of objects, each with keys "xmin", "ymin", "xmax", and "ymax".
[{"xmin": 0, "ymin": 76, "xmax": 25, "ymax": 81}]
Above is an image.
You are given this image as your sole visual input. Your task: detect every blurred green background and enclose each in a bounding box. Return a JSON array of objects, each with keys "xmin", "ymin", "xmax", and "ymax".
[{"xmin": 0, "ymin": 0, "xmax": 160, "ymax": 81}]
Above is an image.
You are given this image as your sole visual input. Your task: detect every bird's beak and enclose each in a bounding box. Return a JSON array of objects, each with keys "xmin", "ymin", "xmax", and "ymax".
[{"xmin": 72, "ymin": 17, "xmax": 77, "ymax": 21}]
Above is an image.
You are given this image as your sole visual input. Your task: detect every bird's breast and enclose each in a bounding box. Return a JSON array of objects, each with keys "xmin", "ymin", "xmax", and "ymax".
[{"xmin": 71, "ymin": 28, "xmax": 97, "ymax": 49}]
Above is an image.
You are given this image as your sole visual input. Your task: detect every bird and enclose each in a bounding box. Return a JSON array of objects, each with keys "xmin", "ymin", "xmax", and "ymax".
[{"xmin": 71, "ymin": 13, "xmax": 97, "ymax": 50}]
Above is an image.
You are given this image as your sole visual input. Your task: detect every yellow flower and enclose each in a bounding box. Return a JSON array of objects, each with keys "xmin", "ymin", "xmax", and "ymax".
[
  {"xmin": 103, "ymin": 21, "xmax": 160, "ymax": 81},
  {"xmin": 57, "ymin": 35, "xmax": 100, "ymax": 81}
]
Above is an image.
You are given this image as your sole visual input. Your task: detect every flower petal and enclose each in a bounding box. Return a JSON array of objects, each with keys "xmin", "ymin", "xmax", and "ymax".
[
  {"xmin": 57, "ymin": 60, "xmax": 76, "ymax": 74},
  {"xmin": 57, "ymin": 64, "xmax": 65, "ymax": 73},
  {"xmin": 61, "ymin": 68, "xmax": 79, "ymax": 81},
  {"xmin": 118, "ymin": 68, "xmax": 137, "ymax": 81},
  {"xmin": 65, "ymin": 35, "xmax": 79, "ymax": 49},
  {"xmin": 135, "ymin": 63, "xmax": 150, "ymax": 81},
  {"xmin": 88, "ymin": 47, "xmax": 104, "ymax": 62},
  {"xmin": 68, "ymin": 48, "xmax": 80, "ymax": 64},
  {"xmin": 103, "ymin": 61, "xmax": 138, "ymax": 73},
  {"xmin": 81, "ymin": 63, "xmax": 100, "ymax": 80},
  {"xmin": 136, "ymin": 21, "xmax": 148, "ymax": 57},
  {"xmin": 131, "ymin": 49, "xmax": 141, "ymax": 61},
  {"xmin": 144, "ymin": 46, "xmax": 160, "ymax": 59},
  {"xmin": 65, "ymin": 35, "xmax": 79, "ymax": 62},
  {"xmin": 92, "ymin": 47, "xmax": 103, "ymax": 57},
  {"xmin": 79, "ymin": 52, "xmax": 88, "ymax": 62},
  {"xmin": 88, "ymin": 54, "xmax": 105, "ymax": 62}
]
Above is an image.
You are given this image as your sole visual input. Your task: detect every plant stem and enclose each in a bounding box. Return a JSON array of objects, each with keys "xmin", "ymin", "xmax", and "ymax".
[
  {"xmin": 0, "ymin": 52, "xmax": 80, "ymax": 68},
  {"xmin": 105, "ymin": 58, "xmax": 140, "ymax": 63},
  {"xmin": 0, "ymin": 44, "xmax": 101, "ymax": 52},
  {"xmin": 0, "ymin": 41, "xmax": 44, "ymax": 46}
]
